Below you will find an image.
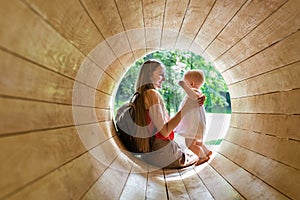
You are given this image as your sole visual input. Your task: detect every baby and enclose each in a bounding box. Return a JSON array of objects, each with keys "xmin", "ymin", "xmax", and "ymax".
[{"xmin": 175, "ymin": 70, "xmax": 212, "ymax": 165}]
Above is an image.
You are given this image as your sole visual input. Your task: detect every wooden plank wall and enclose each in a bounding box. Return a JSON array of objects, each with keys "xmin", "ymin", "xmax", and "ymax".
[
  {"xmin": 0, "ymin": 0, "xmax": 299, "ymax": 199},
  {"xmin": 211, "ymin": 0, "xmax": 300, "ymax": 199}
]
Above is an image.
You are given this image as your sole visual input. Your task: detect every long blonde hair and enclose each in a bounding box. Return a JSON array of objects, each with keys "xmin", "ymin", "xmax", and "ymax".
[{"xmin": 134, "ymin": 59, "xmax": 164, "ymax": 152}]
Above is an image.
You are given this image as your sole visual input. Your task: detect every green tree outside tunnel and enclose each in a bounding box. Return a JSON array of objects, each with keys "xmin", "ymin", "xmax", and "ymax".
[{"xmin": 115, "ymin": 50, "xmax": 231, "ymax": 116}]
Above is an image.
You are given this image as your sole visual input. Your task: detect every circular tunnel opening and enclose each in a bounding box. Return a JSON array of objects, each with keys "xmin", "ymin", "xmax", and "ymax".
[
  {"xmin": 1, "ymin": 0, "xmax": 298, "ymax": 198},
  {"xmin": 113, "ymin": 49, "xmax": 231, "ymax": 162}
]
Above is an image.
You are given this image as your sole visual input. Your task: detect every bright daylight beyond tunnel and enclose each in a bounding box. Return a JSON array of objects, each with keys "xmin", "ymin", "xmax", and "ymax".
[{"xmin": 114, "ymin": 49, "xmax": 231, "ymax": 150}]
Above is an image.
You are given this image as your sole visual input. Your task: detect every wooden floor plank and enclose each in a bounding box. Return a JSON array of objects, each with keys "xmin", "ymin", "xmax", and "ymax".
[
  {"xmin": 179, "ymin": 166, "xmax": 214, "ymax": 200},
  {"xmin": 195, "ymin": 164, "xmax": 244, "ymax": 200},
  {"xmin": 81, "ymin": 153, "xmax": 132, "ymax": 200},
  {"xmin": 220, "ymin": 140, "xmax": 300, "ymax": 200},
  {"xmin": 119, "ymin": 165, "xmax": 148, "ymax": 200},
  {"xmin": 6, "ymin": 152, "xmax": 106, "ymax": 200},
  {"xmin": 146, "ymin": 169, "xmax": 168, "ymax": 200},
  {"xmin": 164, "ymin": 169, "xmax": 190, "ymax": 200},
  {"xmin": 210, "ymin": 153, "xmax": 290, "ymax": 200}
]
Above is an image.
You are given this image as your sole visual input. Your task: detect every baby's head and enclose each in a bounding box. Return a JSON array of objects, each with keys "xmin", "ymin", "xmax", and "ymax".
[{"xmin": 183, "ymin": 70, "xmax": 205, "ymax": 89}]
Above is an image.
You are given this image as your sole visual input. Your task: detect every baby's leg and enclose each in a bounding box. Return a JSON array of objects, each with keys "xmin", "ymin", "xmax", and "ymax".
[
  {"xmin": 185, "ymin": 138, "xmax": 207, "ymax": 159},
  {"xmin": 195, "ymin": 139, "xmax": 212, "ymax": 157},
  {"xmin": 201, "ymin": 143, "xmax": 212, "ymax": 156},
  {"xmin": 195, "ymin": 140, "xmax": 203, "ymax": 146}
]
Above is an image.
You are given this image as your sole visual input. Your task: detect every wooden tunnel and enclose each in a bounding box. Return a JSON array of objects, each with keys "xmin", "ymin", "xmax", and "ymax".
[{"xmin": 0, "ymin": 0, "xmax": 299, "ymax": 199}]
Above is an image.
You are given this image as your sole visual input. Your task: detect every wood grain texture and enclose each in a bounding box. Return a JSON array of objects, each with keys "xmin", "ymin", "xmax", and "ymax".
[
  {"xmin": 164, "ymin": 169, "xmax": 190, "ymax": 199},
  {"xmin": 81, "ymin": 0, "xmax": 135, "ymax": 62},
  {"xmin": 0, "ymin": 98, "xmax": 73, "ymax": 135},
  {"xmin": 0, "ymin": 96, "xmax": 110, "ymax": 135},
  {"xmin": 117, "ymin": 51, "xmax": 136, "ymax": 70},
  {"xmin": 143, "ymin": 0, "xmax": 165, "ymax": 49},
  {"xmin": 179, "ymin": 167, "xmax": 214, "ymax": 199},
  {"xmin": 225, "ymin": 127, "xmax": 300, "ymax": 169},
  {"xmin": 80, "ymin": 0, "xmax": 123, "ymax": 38},
  {"xmin": 215, "ymin": 0, "xmax": 300, "ymax": 71},
  {"xmin": 0, "ymin": 50, "xmax": 74, "ymax": 104},
  {"xmin": 97, "ymin": 121, "xmax": 117, "ymax": 139},
  {"xmin": 119, "ymin": 166, "xmax": 148, "ymax": 200},
  {"xmin": 7, "ymin": 152, "xmax": 106, "ymax": 200},
  {"xmin": 176, "ymin": 0, "xmax": 215, "ymax": 49},
  {"xmin": 190, "ymin": 0, "xmax": 246, "ymax": 53},
  {"xmin": 0, "ymin": 127, "xmax": 83, "ymax": 198},
  {"xmin": 0, "ymin": 0, "xmax": 85, "ymax": 79},
  {"xmin": 81, "ymin": 153, "xmax": 132, "ymax": 200},
  {"xmin": 211, "ymin": 153, "xmax": 290, "ymax": 200},
  {"xmin": 95, "ymin": 90, "xmax": 112, "ymax": 109},
  {"xmin": 195, "ymin": 164, "xmax": 244, "ymax": 200},
  {"xmin": 115, "ymin": 0, "xmax": 146, "ymax": 57},
  {"xmin": 219, "ymin": 141, "xmax": 300, "ymax": 200},
  {"xmin": 104, "ymin": 58, "xmax": 126, "ymax": 82},
  {"xmin": 24, "ymin": 0, "xmax": 104, "ymax": 55},
  {"xmin": 230, "ymin": 113, "xmax": 300, "ymax": 141},
  {"xmin": 0, "ymin": 0, "xmax": 299, "ymax": 199},
  {"xmin": 74, "ymin": 57, "xmax": 107, "ymax": 89},
  {"xmin": 0, "ymin": 122, "xmax": 111, "ymax": 199},
  {"xmin": 97, "ymin": 72, "xmax": 116, "ymax": 95},
  {"xmin": 231, "ymin": 89, "xmax": 300, "ymax": 115},
  {"xmin": 146, "ymin": 169, "xmax": 168, "ymax": 200},
  {"xmin": 161, "ymin": 0, "xmax": 189, "ymax": 49},
  {"xmin": 228, "ymin": 62, "xmax": 300, "ymax": 98},
  {"xmin": 206, "ymin": 0, "xmax": 287, "ymax": 60},
  {"xmin": 221, "ymin": 30, "xmax": 300, "ymax": 85}
]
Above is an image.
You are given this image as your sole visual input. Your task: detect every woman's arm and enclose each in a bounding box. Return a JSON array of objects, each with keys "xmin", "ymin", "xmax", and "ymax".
[{"xmin": 145, "ymin": 89, "xmax": 200, "ymax": 138}]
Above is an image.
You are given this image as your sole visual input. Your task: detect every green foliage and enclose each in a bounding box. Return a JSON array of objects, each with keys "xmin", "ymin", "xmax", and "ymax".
[
  {"xmin": 204, "ymin": 139, "xmax": 223, "ymax": 145},
  {"xmin": 115, "ymin": 50, "xmax": 231, "ymax": 115}
]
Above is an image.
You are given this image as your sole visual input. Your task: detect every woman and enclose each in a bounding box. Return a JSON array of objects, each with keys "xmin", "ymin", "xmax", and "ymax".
[{"xmin": 134, "ymin": 59, "xmax": 205, "ymax": 168}]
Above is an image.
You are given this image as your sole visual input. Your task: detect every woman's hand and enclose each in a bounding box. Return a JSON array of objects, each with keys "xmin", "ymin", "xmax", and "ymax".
[{"xmin": 197, "ymin": 95, "xmax": 205, "ymax": 106}]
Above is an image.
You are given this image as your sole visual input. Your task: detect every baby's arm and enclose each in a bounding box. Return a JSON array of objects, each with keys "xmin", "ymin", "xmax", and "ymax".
[{"xmin": 178, "ymin": 80, "xmax": 198, "ymax": 100}]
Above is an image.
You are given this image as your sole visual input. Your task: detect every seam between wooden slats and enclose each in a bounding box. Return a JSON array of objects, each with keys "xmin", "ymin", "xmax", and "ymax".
[
  {"xmin": 230, "ymin": 87, "xmax": 300, "ymax": 100},
  {"xmin": 193, "ymin": 166, "xmax": 217, "ymax": 199},
  {"xmin": 0, "ymin": 92, "xmax": 112, "ymax": 107},
  {"xmin": 162, "ymin": 168, "xmax": 170, "ymax": 200},
  {"xmin": 227, "ymin": 60, "xmax": 300, "ymax": 86},
  {"xmin": 173, "ymin": 0, "xmax": 191, "ymax": 49},
  {"xmin": 200, "ymin": 0, "xmax": 249, "ymax": 57},
  {"xmin": 117, "ymin": 164, "xmax": 135, "ymax": 200},
  {"xmin": 0, "ymin": 46, "xmax": 114, "ymax": 96},
  {"xmin": 214, "ymin": 149, "xmax": 294, "ymax": 199},
  {"xmin": 213, "ymin": 0, "xmax": 289, "ymax": 63},
  {"xmin": 78, "ymin": 0, "xmax": 127, "ymax": 72},
  {"xmin": 159, "ymin": 0, "xmax": 168, "ymax": 49},
  {"xmin": 221, "ymin": 137, "xmax": 300, "ymax": 171},
  {"xmin": 228, "ymin": 125, "xmax": 300, "ymax": 142},
  {"xmin": 0, "ymin": 120, "xmax": 113, "ymax": 138},
  {"xmin": 220, "ymin": 29, "xmax": 300, "ymax": 74},
  {"xmin": 3, "ymin": 135, "xmax": 118, "ymax": 200},
  {"xmin": 187, "ymin": 0, "xmax": 217, "ymax": 50},
  {"xmin": 113, "ymin": 0, "xmax": 136, "ymax": 61},
  {"xmin": 21, "ymin": 0, "xmax": 120, "ymax": 83},
  {"xmin": 141, "ymin": 0, "xmax": 148, "ymax": 52}
]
